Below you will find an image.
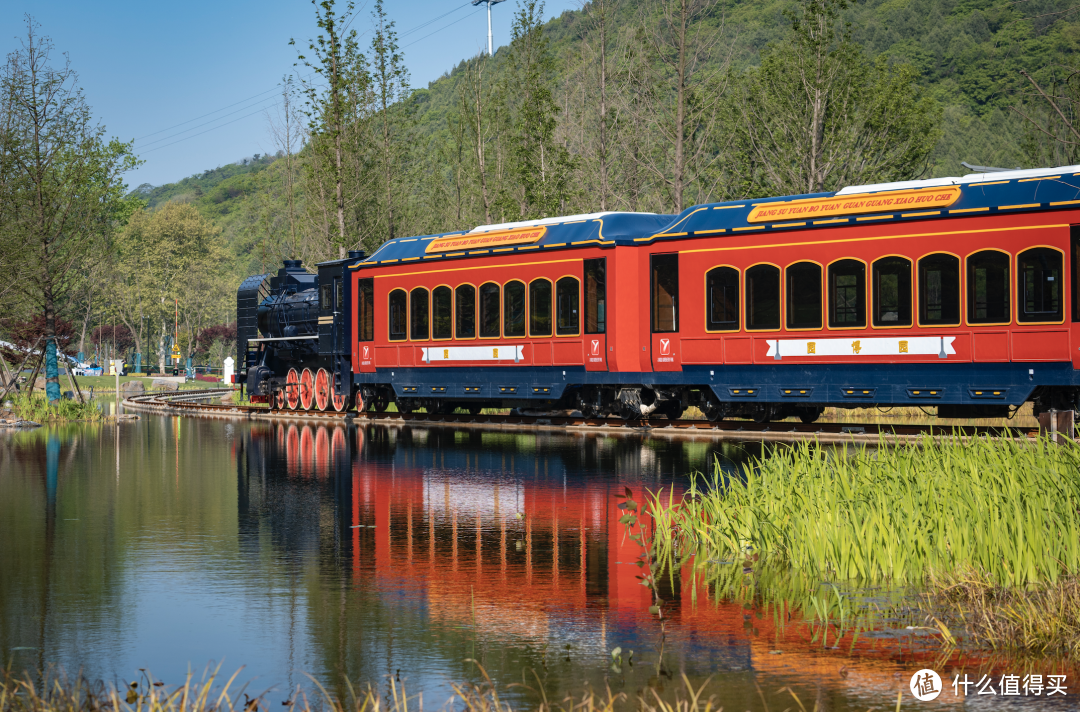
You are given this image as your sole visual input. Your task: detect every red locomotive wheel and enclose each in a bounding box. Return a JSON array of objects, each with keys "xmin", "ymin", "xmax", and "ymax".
[
  {"xmin": 286, "ymin": 368, "xmax": 300, "ymax": 410},
  {"xmin": 274, "ymin": 388, "xmax": 286, "ymax": 410},
  {"xmin": 331, "ymin": 389, "xmax": 348, "ymax": 412},
  {"xmin": 353, "ymin": 390, "xmax": 365, "ymax": 413},
  {"xmin": 299, "ymin": 368, "xmax": 315, "ymax": 410},
  {"xmin": 314, "ymin": 368, "xmax": 330, "ymax": 411}
]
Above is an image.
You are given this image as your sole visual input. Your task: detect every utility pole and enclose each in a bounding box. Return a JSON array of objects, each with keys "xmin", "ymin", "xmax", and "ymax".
[{"xmin": 472, "ymin": 0, "xmax": 507, "ymax": 55}]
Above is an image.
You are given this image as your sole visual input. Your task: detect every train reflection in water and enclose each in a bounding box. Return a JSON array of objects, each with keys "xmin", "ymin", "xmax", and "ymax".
[
  {"xmin": 234, "ymin": 423, "xmax": 944, "ymax": 710},
  {"xmin": 236, "ymin": 425, "xmax": 762, "ymax": 690}
]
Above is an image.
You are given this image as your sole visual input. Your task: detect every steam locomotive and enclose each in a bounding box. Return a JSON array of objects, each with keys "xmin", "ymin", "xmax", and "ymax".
[{"xmin": 237, "ymin": 255, "xmax": 365, "ymax": 412}]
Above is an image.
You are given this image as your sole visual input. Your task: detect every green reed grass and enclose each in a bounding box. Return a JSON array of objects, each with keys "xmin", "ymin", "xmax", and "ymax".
[
  {"xmin": 7, "ymin": 394, "xmax": 104, "ymax": 423},
  {"xmin": 664, "ymin": 437, "xmax": 1080, "ymax": 587}
]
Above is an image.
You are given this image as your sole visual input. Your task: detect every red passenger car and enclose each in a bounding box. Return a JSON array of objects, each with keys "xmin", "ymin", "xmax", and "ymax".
[{"xmin": 241, "ymin": 164, "xmax": 1080, "ymax": 424}]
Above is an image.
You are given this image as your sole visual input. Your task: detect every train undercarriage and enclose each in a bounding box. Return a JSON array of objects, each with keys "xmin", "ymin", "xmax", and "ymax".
[{"xmin": 255, "ymin": 377, "xmax": 1078, "ymax": 425}]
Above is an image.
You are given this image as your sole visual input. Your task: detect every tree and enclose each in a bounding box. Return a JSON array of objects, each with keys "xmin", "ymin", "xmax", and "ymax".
[
  {"xmin": 111, "ymin": 203, "xmax": 224, "ymax": 374},
  {"xmin": 458, "ymin": 54, "xmax": 497, "ymax": 224},
  {"xmin": 293, "ymin": 0, "xmax": 371, "ymax": 255},
  {"xmin": 90, "ymin": 324, "xmax": 134, "ymax": 355},
  {"xmin": 8, "ymin": 314, "xmax": 75, "ymax": 353},
  {"xmin": 501, "ymin": 0, "xmax": 578, "ymax": 220},
  {"xmin": 261, "ymin": 77, "xmax": 306, "ymax": 263},
  {"xmin": 581, "ymin": 0, "xmax": 615, "ymax": 211},
  {"xmin": 620, "ymin": 0, "xmax": 731, "ymax": 212},
  {"xmin": 370, "ymin": 0, "xmax": 412, "ymax": 242},
  {"xmin": 1013, "ymin": 66, "xmax": 1080, "ymax": 167},
  {"xmin": 0, "ymin": 18, "xmax": 139, "ymax": 402},
  {"xmin": 727, "ymin": 0, "xmax": 941, "ymax": 197}
]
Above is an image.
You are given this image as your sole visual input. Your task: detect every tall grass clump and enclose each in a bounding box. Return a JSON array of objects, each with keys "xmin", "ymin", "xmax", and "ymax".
[
  {"xmin": 8, "ymin": 393, "xmax": 104, "ymax": 423},
  {"xmin": 672, "ymin": 437, "xmax": 1080, "ymax": 587}
]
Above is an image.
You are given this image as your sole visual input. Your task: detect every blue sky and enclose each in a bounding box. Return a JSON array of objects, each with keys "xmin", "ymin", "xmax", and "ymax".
[{"xmin": 3, "ymin": 0, "xmax": 579, "ymax": 188}]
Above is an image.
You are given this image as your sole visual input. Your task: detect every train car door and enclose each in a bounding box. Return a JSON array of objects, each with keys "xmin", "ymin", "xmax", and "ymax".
[
  {"xmin": 584, "ymin": 258, "xmax": 608, "ymax": 371},
  {"xmin": 650, "ymin": 253, "xmax": 682, "ymax": 371},
  {"xmin": 357, "ymin": 277, "xmax": 376, "ymax": 373},
  {"xmin": 1072, "ymin": 225, "xmax": 1080, "ymax": 370}
]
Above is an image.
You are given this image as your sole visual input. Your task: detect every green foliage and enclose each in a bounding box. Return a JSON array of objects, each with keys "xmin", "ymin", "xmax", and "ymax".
[
  {"xmin": 129, "ymin": 0, "xmax": 1080, "ymax": 281},
  {"xmin": 728, "ymin": 0, "xmax": 942, "ymax": 195},
  {"xmin": 501, "ymin": 0, "xmax": 578, "ymax": 219},
  {"xmin": 10, "ymin": 393, "xmax": 104, "ymax": 422},
  {"xmin": 667, "ymin": 438, "xmax": 1080, "ymax": 587}
]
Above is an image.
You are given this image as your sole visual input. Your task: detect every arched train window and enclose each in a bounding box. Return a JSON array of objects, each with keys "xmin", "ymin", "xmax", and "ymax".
[
  {"xmin": 409, "ymin": 287, "xmax": 429, "ymax": 340},
  {"xmin": 786, "ymin": 262, "xmax": 821, "ymax": 330},
  {"xmin": 745, "ymin": 264, "xmax": 780, "ymax": 331},
  {"xmin": 432, "ymin": 286, "xmax": 452, "ymax": 339},
  {"xmin": 529, "ymin": 279, "xmax": 552, "ymax": 337},
  {"xmin": 918, "ymin": 254, "xmax": 960, "ymax": 325},
  {"xmin": 872, "ymin": 257, "xmax": 912, "ymax": 327},
  {"xmin": 456, "ymin": 284, "xmax": 476, "ymax": 338},
  {"xmin": 706, "ymin": 266, "xmax": 738, "ymax": 331},
  {"xmin": 967, "ymin": 251, "xmax": 1010, "ymax": 324},
  {"xmin": 828, "ymin": 259, "xmax": 865, "ymax": 328},
  {"xmin": 479, "ymin": 283, "xmax": 501, "ymax": 338},
  {"xmin": 556, "ymin": 277, "xmax": 579, "ymax": 335},
  {"xmin": 388, "ymin": 289, "xmax": 407, "ymax": 341},
  {"xmin": 1018, "ymin": 247, "xmax": 1063, "ymax": 322}
]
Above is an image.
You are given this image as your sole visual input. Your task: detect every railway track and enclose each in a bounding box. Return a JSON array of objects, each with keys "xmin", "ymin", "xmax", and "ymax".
[{"xmin": 123, "ymin": 388, "xmax": 1043, "ymax": 443}]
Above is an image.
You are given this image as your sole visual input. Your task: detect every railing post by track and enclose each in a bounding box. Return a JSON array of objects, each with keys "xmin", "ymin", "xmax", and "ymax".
[{"xmin": 1038, "ymin": 409, "xmax": 1076, "ymax": 444}]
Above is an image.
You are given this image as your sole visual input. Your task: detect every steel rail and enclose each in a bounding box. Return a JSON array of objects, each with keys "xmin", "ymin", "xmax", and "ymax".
[{"xmin": 122, "ymin": 388, "xmax": 1042, "ymax": 442}]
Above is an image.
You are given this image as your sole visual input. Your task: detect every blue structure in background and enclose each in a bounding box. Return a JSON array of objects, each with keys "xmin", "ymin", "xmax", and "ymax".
[{"xmin": 44, "ymin": 339, "xmax": 61, "ymax": 402}]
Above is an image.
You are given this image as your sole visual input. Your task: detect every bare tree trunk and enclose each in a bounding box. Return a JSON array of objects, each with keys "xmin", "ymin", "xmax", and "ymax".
[
  {"xmin": 673, "ymin": 0, "xmax": 688, "ymax": 212},
  {"xmin": 462, "ymin": 58, "xmax": 493, "ymax": 224},
  {"xmin": 598, "ymin": 0, "xmax": 609, "ymax": 211}
]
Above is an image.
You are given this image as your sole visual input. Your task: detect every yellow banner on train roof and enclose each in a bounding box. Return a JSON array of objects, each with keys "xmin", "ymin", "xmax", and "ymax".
[
  {"xmin": 425, "ymin": 226, "xmax": 548, "ymax": 253},
  {"xmin": 746, "ymin": 186, "xmax": 962, "ymax": 223}
]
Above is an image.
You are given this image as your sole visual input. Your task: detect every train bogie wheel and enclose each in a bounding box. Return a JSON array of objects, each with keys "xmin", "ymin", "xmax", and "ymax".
[
  {"xmin": 299, "ymin": 368, "xmax": 315, "ymax": 410},
  {"xmin": 468, "ymin": 404, "xmax": 483, "ymax": 416},
  {"xmin": 353, "ymin": 390, "xmax": 365, "ymax": 413},
  {"xmin": 286, "ymin": 369, "xmax": 300, "ymax": 410},
  {"xmin": 331, "ymin": 389, "xmax": 347, "ymax": 412},
  {"xmin": 314, "ymin": 368, "xmax": 330, "ymax": 411},
  {"xmin": 373, "ymin": 393, "xmax": 389, "ymax": 412},
  {"xmin": 274, "ymin": 388, "xmax": 285, "ymax": 410}
]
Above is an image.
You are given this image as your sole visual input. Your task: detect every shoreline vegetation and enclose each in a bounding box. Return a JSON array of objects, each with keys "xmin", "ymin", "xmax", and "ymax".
[
  {"xmin": 0, "ymin": 666, "xmax": 818, "ymax": 712},
  {"xmin": 1, "ymin": 394, "xmax": 103, "ymax": 425},
  {"xmin": 631, "ymin": 437, "xmax": 1080, "ymax": 657},
  {"xmin": 1, "ymin": 378, "xmax": 225, "ymax": 424}
]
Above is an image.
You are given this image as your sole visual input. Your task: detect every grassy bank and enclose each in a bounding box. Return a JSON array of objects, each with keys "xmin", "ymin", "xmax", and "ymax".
[
  {"xmin": 4, "ymin": 394, "xmax": 104, "ymax": 423},
  {"xmin": 627, "ymin": 437, "xmax": 1080, "ymax": 655},
  {"xmin": 673, "ymin": 437, "xmax": 1080, "ymax": 586},
  {"xmin": 925, "ymin": 570, "xmax": 1080, "ymax": 657}
]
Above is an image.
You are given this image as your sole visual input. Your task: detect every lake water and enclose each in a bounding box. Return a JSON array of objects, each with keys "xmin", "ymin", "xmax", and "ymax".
[{"xmin": 0, "ymin": 415, "xmax": 1069, "ymax": 709}]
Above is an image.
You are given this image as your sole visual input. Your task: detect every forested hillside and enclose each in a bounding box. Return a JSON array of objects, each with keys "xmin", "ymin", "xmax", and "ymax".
[{"xmin": 139, "ymin": 0, "xmax": 1080, "ymax": 280}]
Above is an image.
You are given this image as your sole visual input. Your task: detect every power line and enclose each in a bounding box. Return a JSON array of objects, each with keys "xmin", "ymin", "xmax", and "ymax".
[
  {"xmin": 135, "ymin": 94, "xmax": 283, "ymax": 149},
  {"xmin": 139, "ymin": 104, "xmax": 283, "ymax": 155},
  {"xmin": 400, "ymin": 1, "xmax": 473, "ymax": 37},
  {"xmin": 403, "ymin": 7, "xmax": 483, "ymax": 49},
  {"xmin": 134, "ymin": 79, "xmax": 305, "ymax": 142},
  {"xmin": 129, "ymin": 5, "xmax": 479, "ymax": 157}
]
